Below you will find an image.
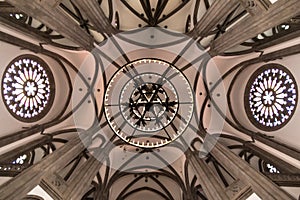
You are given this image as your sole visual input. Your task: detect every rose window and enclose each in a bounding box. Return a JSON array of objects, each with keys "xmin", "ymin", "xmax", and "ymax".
[
  {"xmin": 2, "ymin": 55, "xmax": 55, "ymax": 122},
  {"xmin": 244, "ymin": 64, "xmax": 297, "ymax": 131}
]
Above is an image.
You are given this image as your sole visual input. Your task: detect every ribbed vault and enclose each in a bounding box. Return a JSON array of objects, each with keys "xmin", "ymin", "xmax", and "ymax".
[{"xmin": 0, "ymin": 0, "xmax": 299, "ymax": 199}]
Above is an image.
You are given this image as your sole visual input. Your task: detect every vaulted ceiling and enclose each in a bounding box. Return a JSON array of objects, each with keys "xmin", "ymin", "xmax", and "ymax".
[{"xmin": 0, "ymin": 0, "xmax": 299, "ymax": 199}]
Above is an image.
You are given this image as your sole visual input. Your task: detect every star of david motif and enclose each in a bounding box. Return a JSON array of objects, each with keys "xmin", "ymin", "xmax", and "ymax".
[
  {"xmin": 128, "ymin": 83, "xmax": 178, "ymax": 128},
  {"xmin": 104, "ymin": 58, "xmax": 194, "ymax": 148}
]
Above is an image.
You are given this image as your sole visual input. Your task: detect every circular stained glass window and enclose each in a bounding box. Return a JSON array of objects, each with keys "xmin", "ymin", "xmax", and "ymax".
[
  {"xmin": 104, "ymin": 58, "xmax": 194, "ymax": 148},
  {"xmin": 2, "ymin": 55, "xmax": 55, "ymax": 122},
  {"xmin": 244, "ymin": 63, "xmax": 297, "ymax": 131}
]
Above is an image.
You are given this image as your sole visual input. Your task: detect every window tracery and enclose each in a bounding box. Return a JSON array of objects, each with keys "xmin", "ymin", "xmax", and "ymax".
[
  {"xmin": 244, "ymin": 64, "xmax": 297, "ymax": 131},
  {"xmin": 2, "ymin": 55, "xmax": 55, "ymax": 122}
]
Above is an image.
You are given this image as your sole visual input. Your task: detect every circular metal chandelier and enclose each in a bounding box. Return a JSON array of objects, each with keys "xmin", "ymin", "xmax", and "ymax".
[
  {"xmin": 244, "ymin": 63, "xmax": 297, "ymax": 131},
  {"xmin": 2, "ymin": 55, "xmax": 55, "ymax": 122},
  {"xmin": 104, "ymin": 58, "xmax": 194, "ymax": 148}
]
